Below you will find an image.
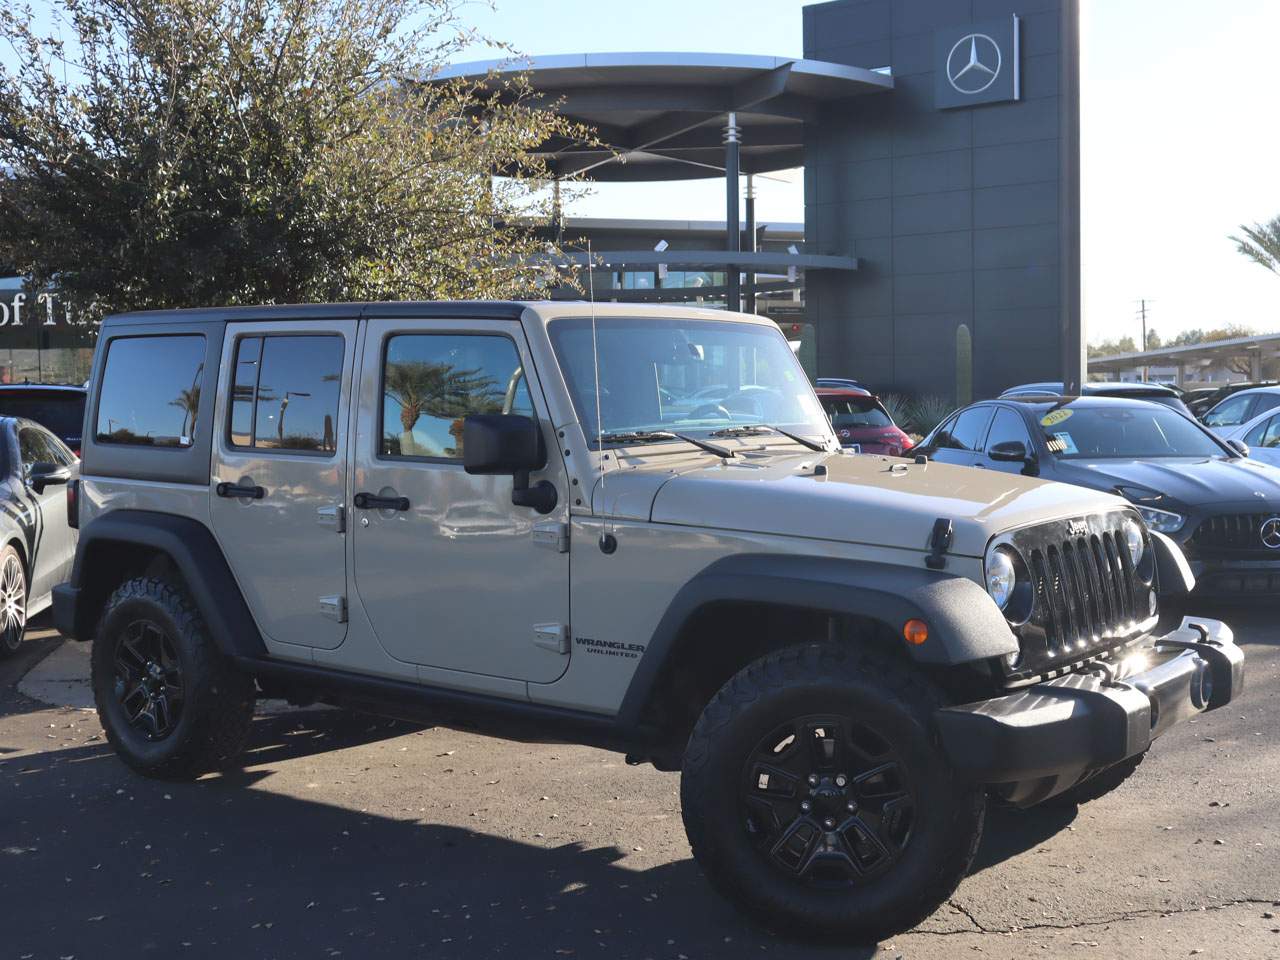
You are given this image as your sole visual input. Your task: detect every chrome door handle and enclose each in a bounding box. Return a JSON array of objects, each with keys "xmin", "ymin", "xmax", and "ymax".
[{"xmin": 354, "ymin": 492, "xmax": 410, "ymax": 511}]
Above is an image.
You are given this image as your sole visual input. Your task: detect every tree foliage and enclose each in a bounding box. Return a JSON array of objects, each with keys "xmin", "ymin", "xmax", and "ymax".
[
  {"xmin": 0, "ymin": 0, "xmax": 590, "ymax": 319},
  {"xmin": 1232, "ymin": 216, "xmax": 1280, "ymax": 276}
]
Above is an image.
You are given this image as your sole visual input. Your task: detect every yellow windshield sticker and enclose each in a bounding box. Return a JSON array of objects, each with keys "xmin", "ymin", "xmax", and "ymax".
[{"xmin": 1040, "ymin": 408, "xmax": 1073, "ymax": 427}]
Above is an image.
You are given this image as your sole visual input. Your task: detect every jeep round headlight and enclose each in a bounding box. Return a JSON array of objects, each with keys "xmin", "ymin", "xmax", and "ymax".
[
  {"xmin": 984, "ymin": 546, "xmax": 1017, "ymax": 610},
  {"xmin": 1122, "ymin": 517, "xmax": 1146, "ymax": 566}
]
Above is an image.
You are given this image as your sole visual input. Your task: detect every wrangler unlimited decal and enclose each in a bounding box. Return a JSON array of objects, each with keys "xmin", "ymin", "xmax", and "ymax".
[{"xmin": 574, "ymin": 637, "xmax": 646, "ymax": 659}]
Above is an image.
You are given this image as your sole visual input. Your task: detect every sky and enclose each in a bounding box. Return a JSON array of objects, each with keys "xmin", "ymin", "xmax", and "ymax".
[
  {"xmin": 452, "ymin": 0, "xmax": 1280, "ymax": 346},
  {"xmin": 5, "ymin": 1, "xmax": 1279, "ymax": 345}
]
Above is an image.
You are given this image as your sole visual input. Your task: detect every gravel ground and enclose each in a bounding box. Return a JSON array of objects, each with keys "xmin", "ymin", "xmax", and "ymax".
[{"xmin": 1, "ymin": 607, "xmax": 1278, "ymax": 960}]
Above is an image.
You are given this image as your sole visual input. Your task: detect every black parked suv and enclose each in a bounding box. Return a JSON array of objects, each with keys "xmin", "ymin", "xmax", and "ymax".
[{"xmin": 0, "ymin": 383, "xmax": 87, "ymax": 455}]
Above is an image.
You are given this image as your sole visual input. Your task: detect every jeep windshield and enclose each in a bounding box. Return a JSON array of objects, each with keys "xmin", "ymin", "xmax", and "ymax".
[{"xmin": 548, "ymin": 316, "xmax": 832, "ymax": 447}]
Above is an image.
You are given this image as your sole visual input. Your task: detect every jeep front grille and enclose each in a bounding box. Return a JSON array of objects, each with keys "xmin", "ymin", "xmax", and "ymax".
[{"xmin": 1002, "ymin": 512, "xmax": 1152, "ymax": 683}]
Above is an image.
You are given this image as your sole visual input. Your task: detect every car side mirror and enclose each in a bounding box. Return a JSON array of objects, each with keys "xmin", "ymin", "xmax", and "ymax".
[
  {"xmin": 27, "ymin": 461, "xmax": 71, "ymax": 494},
  {"xmin": 1227, "ymin": 439, "xmax": 1249, "ymax": 458},
  {"xmin": 462, "ymin": 414, "xmax": 557, "ymax": 514},
  {"xmin": 989, "ymin": 440, "xmax": 1030, "ymax": 463}
]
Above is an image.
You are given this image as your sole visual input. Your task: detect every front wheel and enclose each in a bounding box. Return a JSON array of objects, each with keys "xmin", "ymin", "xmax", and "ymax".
[{"xmin": 681, "ymin": 644, "xmax": 984, "ymax": 941}]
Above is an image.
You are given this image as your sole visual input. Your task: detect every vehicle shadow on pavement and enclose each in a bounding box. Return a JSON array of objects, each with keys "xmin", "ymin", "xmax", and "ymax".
[{"xmin": 0, "ymin": 708, "xmax": 939, "ymax": 959}]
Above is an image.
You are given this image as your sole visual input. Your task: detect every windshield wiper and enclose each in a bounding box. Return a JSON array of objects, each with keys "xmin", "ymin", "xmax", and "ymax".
[
  {"xmin": 709, "ymin": 424, "xmax": 829, "ymax": 453},
  {"xmin": 597, "ymin": 430, "xmax": 735, "ymax": 458}
]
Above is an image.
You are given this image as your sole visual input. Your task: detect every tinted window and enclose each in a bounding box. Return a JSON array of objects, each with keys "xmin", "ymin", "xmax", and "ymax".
[
  {"xmin": 935, "ymin": 407, "xmax": 992, "ymax": 451},
  {"xmin": 1203, "ymin": 393, "xmax": 1256, "ymax": 427},
  {"xmin": 228, "ymin": 335, "xmax": 343, "ymax": 453},
  {"xmin": 0, "ymin": 394, "xmax": 85, "ymax": 440},
  {"xmin": 1039, "ymin": 404, "xmax": 1225, "ymax": 459},
  {"xmin": 820, "ymin": 396, "xmax": 892, "ymax": 429},
  {"xmin": 1253, "ymin": 393, "xmax": 1280, "ymax": 417},
  {"xmin": 1248, "ymin": 414, "xmax": 1280, "ymax": 449},
  {"xmin": 19, "ymin": 426, "xmax": 57, "ymax": 468},
  {"xmin": 380, "ymin": 334, "xmax": 532, "ymax": 460},
  {"xmin": 985, "ymin": 407, "xmax": 1032, "ymax": 453},
  {"xmin": 96, "ymin": 336, "xmax": 206, "ymax": 447}
]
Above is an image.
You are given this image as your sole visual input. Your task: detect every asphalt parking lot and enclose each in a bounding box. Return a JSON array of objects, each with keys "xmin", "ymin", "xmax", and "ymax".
[{"xmin": 2, "ymin": 608, "xmax": 1279, "ymax": 960}]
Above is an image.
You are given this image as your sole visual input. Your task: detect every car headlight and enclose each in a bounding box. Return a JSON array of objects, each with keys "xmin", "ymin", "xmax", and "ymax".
[
  {"xmin": 984, "ymin": 545, "xmax": 1017, "ymax": 610},
  {"xmin": 1121, "ymin": 517, "xmax": 1146, "ymax": 565},
  {"xmin": 1135, "ymin": 505, "xmax": 1184, "ymax": 534}
]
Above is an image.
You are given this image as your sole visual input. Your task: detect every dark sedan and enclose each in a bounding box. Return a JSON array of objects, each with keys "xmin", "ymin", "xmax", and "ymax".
[
  {"xmin": 918, "ymin": 395, "xmax": 1280, "ymax": 598},
  {"xmin": 0, "ymin": 384, "xmax": 87, "ymax": 454},
  {"xmin": 1000, "ymin": 381, "xmax": 1194, "ymax": 417}
]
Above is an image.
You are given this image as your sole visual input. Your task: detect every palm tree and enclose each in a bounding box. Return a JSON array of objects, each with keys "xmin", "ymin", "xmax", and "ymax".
[
  {"xmin": 1232, "ymin": 216, "xmax": 1280, "ymax": 275},
  {"xmin": 382, "ymin": 360, "xmax": 498, "ymax": 456},
  {"xmin": 168, "ymin": 385, "xmax": 200, "ymax": 442}
]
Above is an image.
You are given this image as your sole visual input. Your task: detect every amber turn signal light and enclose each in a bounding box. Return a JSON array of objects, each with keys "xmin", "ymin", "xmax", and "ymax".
[{"xmin": 902, "ymin": 619, "xmax": 929, "ymax": 646}]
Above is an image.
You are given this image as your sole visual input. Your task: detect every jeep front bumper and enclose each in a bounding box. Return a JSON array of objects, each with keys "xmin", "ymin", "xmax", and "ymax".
[{"xmin": 934, "ymin": 616, "xmax": 1244, "ymax": 806}]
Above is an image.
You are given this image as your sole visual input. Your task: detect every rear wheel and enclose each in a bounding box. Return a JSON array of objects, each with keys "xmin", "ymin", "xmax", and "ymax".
[
  {"xmin": 681, "ymin": 643, "xmax": 985, "ymax": 941},
  {"xmin": 91, "ymin": 578, "xmax": 254, "ymax": 779},
  {"xmin": 0, "ymin": 545, "xmax": 27, "ymax": 658}
]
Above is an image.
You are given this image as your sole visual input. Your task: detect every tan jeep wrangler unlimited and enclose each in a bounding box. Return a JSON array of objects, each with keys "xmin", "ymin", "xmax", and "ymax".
[{"xmin": 53, "ymin": 301, "xmax": 1243, "ymax": 940}]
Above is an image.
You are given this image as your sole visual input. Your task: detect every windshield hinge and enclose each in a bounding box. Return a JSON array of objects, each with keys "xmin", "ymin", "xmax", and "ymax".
[{"xmin": 532, "ymin": 520, "xmax": 569, "ymax": 553}]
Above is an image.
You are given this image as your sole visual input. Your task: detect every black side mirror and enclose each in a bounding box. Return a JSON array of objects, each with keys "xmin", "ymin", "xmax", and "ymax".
[
  {"xmin": 28, "ymin": 461, "xmax": 71, "ymax": 494},
  {"xmin": 1227, "ymin": 439, "xmax": 1249, "ymax": 458},
  {"xmin": 988, "ymin": 440, "xmax": 1030, "ymax": 463},
  {"xmin": 462, "ymin": 414, "xmax": 557, "ymax": 514}
]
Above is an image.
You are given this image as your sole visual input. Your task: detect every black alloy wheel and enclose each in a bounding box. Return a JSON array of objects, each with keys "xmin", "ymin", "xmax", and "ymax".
[
  {"xmin": 113, "ymin": 619, "xmax": 185, "ymax": 740},
  {"xmin": 743, "ymin": 715, "xmax": 914, "ymax": 885}
]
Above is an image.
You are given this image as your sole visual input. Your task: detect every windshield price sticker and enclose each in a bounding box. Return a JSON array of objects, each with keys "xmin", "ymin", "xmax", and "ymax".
[
  {"xmin": 1041, "ymin": 409, "xmax": 1073, "ymax": 428},
  {"xmin": 1045, "ymin": 431, "xmax": 1078, "ymax": 455}
]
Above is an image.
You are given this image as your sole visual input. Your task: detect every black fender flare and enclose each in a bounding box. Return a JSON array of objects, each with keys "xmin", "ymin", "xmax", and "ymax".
[
  {"xmin": 52, "ymin": 510, "xmax": 267, "ymax": 659},
  {"xmin": 1151, "ymin": 530, "xmax": 1195, "ymax": 599},
  {"xmin": 616, "ymin": 553, "xmax": 1018, "ymax": 728}
]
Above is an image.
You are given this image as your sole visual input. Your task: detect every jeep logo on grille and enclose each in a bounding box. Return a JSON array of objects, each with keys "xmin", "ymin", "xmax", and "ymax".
[
  {"xmin": 1260, "ymin": 517, "xmax": 1280, "ymax": 550},
  {"xmin": 1066, "ymin": 519, "xmax": 1089, "ymax": 538}
]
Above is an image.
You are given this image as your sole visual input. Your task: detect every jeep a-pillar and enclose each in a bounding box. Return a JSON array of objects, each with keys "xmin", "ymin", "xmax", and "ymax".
[{"xmin": 54, "ymin": 302, "xmax": 1243, "ymax": 940}]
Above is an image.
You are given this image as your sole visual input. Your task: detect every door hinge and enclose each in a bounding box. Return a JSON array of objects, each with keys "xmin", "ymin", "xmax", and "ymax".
[
  {"xmin": 533, "ymin": 623, "xmax": 569, "ymax": 655},
  {"xmin": 532, "ymin": 520, "xmax": 569, "ymax": 553},
  {"xmin": 319, "ymin": 595, "xmax": 347, "ymax": 623},
  {"xmin": 317, "ymin": 504, "xmax": 345, "ymax": 533}
]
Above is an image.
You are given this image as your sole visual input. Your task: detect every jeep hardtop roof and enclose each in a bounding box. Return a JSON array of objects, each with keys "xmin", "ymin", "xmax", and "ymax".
[{"xmin": 101, "ymin": 300, "xmax": 774, "ymax": 327}]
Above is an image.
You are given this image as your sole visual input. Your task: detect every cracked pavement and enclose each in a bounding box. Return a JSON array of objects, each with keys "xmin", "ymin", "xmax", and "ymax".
[{"xmin": 1, "ymin": 606, "xmax": 1278, "ymax": 959}]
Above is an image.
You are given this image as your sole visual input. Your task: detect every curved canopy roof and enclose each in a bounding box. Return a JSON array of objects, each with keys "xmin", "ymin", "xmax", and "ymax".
[{"xmin": 434, "ymin": 52, "xmax": 893, "ymax": 182}]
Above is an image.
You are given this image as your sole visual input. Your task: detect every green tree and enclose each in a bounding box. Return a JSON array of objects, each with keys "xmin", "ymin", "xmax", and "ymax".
[
  {"xmin": 0, "ymin": 0, "xmax": 591, "ymax": 319},
  {"xmin": 1232, "ymin": 216, "xmax": 1280, "ymax": 275}
]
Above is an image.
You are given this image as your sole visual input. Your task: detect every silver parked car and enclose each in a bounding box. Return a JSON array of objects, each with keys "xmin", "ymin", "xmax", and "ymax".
[
  {"xmin": 1202, "ymin": 386, "xmax": 1280, "ymax": 436},
  {"xmin": 1221, "ymin": 403, "xmax": 1280, "ymax": 468}
]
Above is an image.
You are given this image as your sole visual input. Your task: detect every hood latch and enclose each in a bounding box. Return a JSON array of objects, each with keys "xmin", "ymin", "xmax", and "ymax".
[{"xmin": 925, "ymin": 517, "xmax": 954, "ymax": 570}]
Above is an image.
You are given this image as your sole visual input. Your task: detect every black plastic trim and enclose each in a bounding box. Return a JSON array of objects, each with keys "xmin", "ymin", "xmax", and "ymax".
[
  {"xmin": 59, "ymin": 510, "xmax": 267, "ymax": 659},
  {"xmin": 240, "ymin": 656, "xmax": 656, "ymax": 755},
  {"xmin": 616, "ymin": 553, "xmax": 1019, "ymax": 728}
]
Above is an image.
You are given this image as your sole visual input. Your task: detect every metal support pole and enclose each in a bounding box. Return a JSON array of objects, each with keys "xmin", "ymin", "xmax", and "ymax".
[
  {"xmin": 744, "ymin": 174, "xmax": 757, "ymax": 315},
  {"xmin": 724, "ymin": 113, "xmax": 741, "ymax": 313},
  {"xmin": 1059, "ymin": 0, "xmax": 1085, "ymax": 394}
]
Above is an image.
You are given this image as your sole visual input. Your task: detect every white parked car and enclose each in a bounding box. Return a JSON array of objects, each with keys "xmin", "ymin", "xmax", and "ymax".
[
  {"xmin": 1223, "ymin": 404, "xmax": 1280, "ymax": 467},
  {"xmin": 1201, "ymin": 386, "xmax": 1280, "ymax": 436}
]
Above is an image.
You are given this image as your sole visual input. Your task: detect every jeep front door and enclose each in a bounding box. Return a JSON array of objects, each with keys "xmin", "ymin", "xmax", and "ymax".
[
  {"xmin": 210, "ymin": 322, "xmax": 357, "ymax": 651},
  {"xmin": 350, "ymin": 318, "xmax": 570, "ymax": 684}
]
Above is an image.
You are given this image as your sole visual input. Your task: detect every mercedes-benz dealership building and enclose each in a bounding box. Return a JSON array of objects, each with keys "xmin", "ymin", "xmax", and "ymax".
[{"xmin": 444, "ymin": 0, "xmax": 1083, "ymax": 401}]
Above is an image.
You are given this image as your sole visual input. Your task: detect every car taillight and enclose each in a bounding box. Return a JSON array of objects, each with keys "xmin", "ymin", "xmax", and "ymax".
[{"xmin": 67, "ymin": 478, "xmax": 79, "ymax": 530}]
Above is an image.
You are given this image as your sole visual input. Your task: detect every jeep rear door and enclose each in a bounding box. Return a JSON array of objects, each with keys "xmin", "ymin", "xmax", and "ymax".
[
  {"xmin": 209, "ymin": 320, "xmax": 358, "ymax": 652},
  {"xmin": 349, "ymin": 317, "xmax": 570, "ymax": 685}
]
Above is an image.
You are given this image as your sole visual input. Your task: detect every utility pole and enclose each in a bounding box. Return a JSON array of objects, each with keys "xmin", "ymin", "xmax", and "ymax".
[
  {"xmin": 1059, "ymin": 0, "xmax": 1085, "ymax": 394},
  {"xmin": 1135, "ymin": 299, "xmax": 1153, "ymax": 382}
]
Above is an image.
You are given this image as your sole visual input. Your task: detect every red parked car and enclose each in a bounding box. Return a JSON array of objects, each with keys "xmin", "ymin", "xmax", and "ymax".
[{"xmin": 816, "ymin": 387, "xmax": 913, "ymax": 456}]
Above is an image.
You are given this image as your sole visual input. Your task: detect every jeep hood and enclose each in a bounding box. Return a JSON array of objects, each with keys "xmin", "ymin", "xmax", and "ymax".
[{"xmin": 593, "ymin": 450, "xmax": 1130, "ymax": 557}]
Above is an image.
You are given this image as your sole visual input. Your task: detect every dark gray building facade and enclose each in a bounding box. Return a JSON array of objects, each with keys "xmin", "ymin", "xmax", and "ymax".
[{"xmin": 804, "ymin": 0, "xmax": 1077, "ymax": 400}]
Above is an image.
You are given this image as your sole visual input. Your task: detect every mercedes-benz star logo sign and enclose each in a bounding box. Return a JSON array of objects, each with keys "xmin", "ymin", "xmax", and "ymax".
[
  {"xmin": 1260, "ymin": 517, "xmax": 1280, "ymax": 550},
  {"xmin": 947, "ymin": 33, "xmax": 1002, "ymax": 95}
]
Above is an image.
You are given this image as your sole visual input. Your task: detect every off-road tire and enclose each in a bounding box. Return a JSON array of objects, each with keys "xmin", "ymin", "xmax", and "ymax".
[
  {"xmin": 1047, "ymin": 753, "xmax": 1145, "ymax": 808},
  {"xmin": 681, "ymin": 643, "xmax": 985, "ymax": 941},
  {"xmin": 0, "ymin": 544, "xmax": 27, "ymax": 658},
  {"xmin": 91, "ymin": 577, "xmax": 254, "ymax": 779}
]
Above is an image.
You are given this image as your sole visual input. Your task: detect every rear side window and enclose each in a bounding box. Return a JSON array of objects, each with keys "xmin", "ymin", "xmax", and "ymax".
[
  {"xmin": 228, "ymin": 335, "xmax": 344, "ymax": 454},
  {"xmin": 96, "ymin": 336, "xmax": 206, "ymax": 447},
  {"xmin": 935, "ymin": 407, "xmax": 992, "ymax": 451}
]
